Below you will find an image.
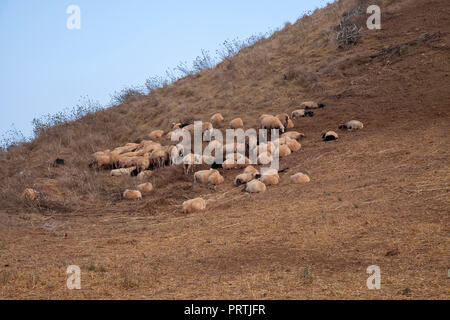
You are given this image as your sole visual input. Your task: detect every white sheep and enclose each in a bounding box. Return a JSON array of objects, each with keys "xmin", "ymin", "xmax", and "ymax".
[
  {"xmin": 322, "ymin": 131, "xmax": 339, "ymax": 141},
  {"xmin": 110, "ymin": 167, "xmax": 137, "ymax": 177},
  {"xmin": 300, "ymin": 101, "xmax": 325, "ymax": 109},
  {"xmin": 339, "ymin": 120, "xmax": 364, "ymax": 131}
]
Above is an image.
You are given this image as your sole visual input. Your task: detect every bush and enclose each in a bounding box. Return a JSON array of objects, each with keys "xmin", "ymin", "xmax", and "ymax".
[
  {"xmin": 110, "ymin": 86, "xmax": 146, "ymax": 105},
  {"xmin": 31, "ymin": 96, "xmax": 103, "ymax": 138},
  {"xmin": 0, "ymin": 125, "xmax": 28, "ymax": 152}
]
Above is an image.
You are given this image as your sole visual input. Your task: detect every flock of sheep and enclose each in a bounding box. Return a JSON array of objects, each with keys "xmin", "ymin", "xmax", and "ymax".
[{"xmin": 21, "ymin": 101, "xmax": 364, "ymax": 213}]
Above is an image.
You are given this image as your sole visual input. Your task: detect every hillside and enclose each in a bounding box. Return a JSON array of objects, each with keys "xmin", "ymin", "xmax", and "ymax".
[{"xmin": 0, "ymin": 0, "xmax": 449, "ymax": 299}]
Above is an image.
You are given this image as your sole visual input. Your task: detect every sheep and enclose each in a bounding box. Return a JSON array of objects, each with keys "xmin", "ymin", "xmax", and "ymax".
[
  {"xmin": 322, "ymin": 131, "xmax": 339, "ymax": 141},
  {"xmin": 286, "ymin": 119, "xmax": 295, "ymax": 129},
  {"xmin": 208, "ymin": 171, "xmax": 224, "ymax": 186},
  {"xmin": 113, "ymin": 144, "xmax": 139, "ymax": 154},
  {"xmin": 21, "ymin": 188, "xmax": 38, "ymax": 201},
  {"xmin": 172, "ymin": 122, "xmax": 182, "ymax": 130},
  {"xmin": 259, "ymin": 114, "xmax": 272, "ymax": 121},
  {"xmin": 110, "ymin": 167, "xmax": 137, "ymax": 177},
  {"xmin": 234, "ymin": 172, "xmax": 260, "ymax": 186},
  {"xmin": 244, "ymin": 165, "xmax": 259, "ymax": 175},
  {"xmin": 290, "ymin": 172, "xmax": 311, "ymax": 184},
  {"xmin": 260, "ymin": 116, "xmax": 285, "ymax": 133},
  {"xmin": 168, "ymin": 144, "xmax": 185, "ymax": 166},
  {"xmin": 208, "ymin": 140, "xmax": 222, "ymax": 150},
  {"xmin": 118, "ymin": 156, "xmax": 140, "ymax": 169},
  {"xmin": 137, "ymin": 182, "xmax": 153, "ymax": 193},
  {"xmin": 300, "ymin": 101, "xmax": 325, "ymax": 109},
  {"xmin": 339, "ymin": 120, "xmax": 364, "ymax": 131},
  {"xmin": 137, "ymin": 170, "xmax": 153, "ymax": 181},
  {"xmin": 183, "ymin": 154, "xmax": 201, "ymax": 174},
  {"xmin": 202, "ymin": 155, "xmax": 216, "ymax": 165},
  {"xmin": 182, "ymin": 198, "xmax": 206, "ymax": 214},
  {"xmin": 123, "ymin": 189, "xmax": 142, "ymax": 200},
  {"xmin": 278, "ymin": 144, "xmax": 292, "ymax": 157},
  {"xmin": 229, "ymin": 118, "xmax": 244, "ymax": 129},
  {"xmin": 94, "ymin": 154, "xmax": 112, "ymax": 169},
  {"xmin": 245, "ymin": 179, "xmax": 266, "ymax": 193},
  {"xmin": 149, "ymin": 130, "xmax": 164, "ymax": 140},
  {"xmin": 150, "ymin": 149, "xmax": 168, "ymax": 168},
  {"xmin": 286, "ymin": 137, "xmax": 302, "ymax": 152},
  {"xmin": 291, "ymin": 109, "xmax": 314, "ymax": 119},
  {"xmin": 260, "ymin": 173, "xmax": 280, "ymax": 186},
  {"xmin": 281, "ymin": 131, "xmax": 305, "ymax": 142},
  {"xmin": 276, "ymin": 113, "xmax": 290, "ymax": 127},
  {"xmin": 194, "ymin": 169, "xmax": 219, "ymax": 185},
  {"xmin": 210, "ymin": 113, "xmax": 224, "ymax": 125},
  {"xmin": 260, "ymin": 168, "xmax": 278, "ymax": 176},
  {"xmin": 258, "ymin": 152, "xmax": 273, "ymax": 165},
  {"xmin": 223, "ymin": 158, "xmax": 238, "ymax": 170},
  {"xmin": 255, "ymin": 142, "xmax": 275, "ymax": 155},
  {"xmin": 135, "ymin": 157, "xmax": 150, "ymax": 172}
]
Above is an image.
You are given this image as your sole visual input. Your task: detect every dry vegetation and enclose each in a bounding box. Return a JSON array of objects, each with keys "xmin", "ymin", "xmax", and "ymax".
[{"xmin": 0, "ymin": 0, "xmax": 449, "ymax": 299}]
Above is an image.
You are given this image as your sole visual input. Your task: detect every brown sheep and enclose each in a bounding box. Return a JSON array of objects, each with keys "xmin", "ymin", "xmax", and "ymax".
[
  {"xmin": 286, "ymin": 119, "xmax": 295, "ymax": 129},
  {"xmin": 260, "ymin": 116, "xmax": 285, "ymax": 133},
  {"xmin": 208, "ymin": 171, "xmax": 224, "ymax": 186},
  {"xmin": 276, "ymin": 113, "xmax": 290, "ymax": 127},
  {"xmin": 183, "ymin": 198, "xmax": 206, "ymax": 214},
  {"xmin": 245, "ymin": 179, "xmax": 266, "ymax": 193},
  {"xmin": 286, "ymin": 138, "xmax": 302, "ymax": 152},
  {"xmin": 260, "ymin": 173, "xmax": 280, "ymax": 186},
  {"xmin": 244, "ymin": 165, "xmax": 259, "ymax": 175},
  {"xmin": 194, "ymin": 169, "xmax": 219, "ymax": 185},
  {"xmin": 290, "ymin": 172, "xmax": 311, "ymax": 184},
  {"xmin": 137, "ymin": 182, "xmax": 153, "ymax": 193},
  {"xmin": 210, "ymin": 113, "xmax": 224, "ymax": 125},
  {"xmin": 123, "ymin": 189, "xmax": 142, "ymax": 200},
  {"xmin": 278, "ymin": 144, "xmax": 292, "ymax": 158},
  {"xmin": 229, "ymin": 118, "xmax": 244, "ymax": 129},
  {"xmin": 281, "ymin": 131, "xmax": 305, "ymax": 142},
  {"xmin": 137, "ymin": 170, "xmax": 153, "ymax": 181},
  {"xmin": 150, "ymin": 149, "xmax": 168, "ymax": 168},
  {"xmin": 149, "ymin": 130, "xmax": 164, "ymax": 140}
]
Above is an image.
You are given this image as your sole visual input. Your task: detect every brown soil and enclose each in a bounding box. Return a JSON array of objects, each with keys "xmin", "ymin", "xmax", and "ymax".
[{"xmin": 0, "ymin": 0, "xmax": 449, "ymax": 299}]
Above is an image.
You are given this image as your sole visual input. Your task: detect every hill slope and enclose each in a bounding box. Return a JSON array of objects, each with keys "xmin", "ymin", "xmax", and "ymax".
[{"xmin": 0, "ymin": 0, "xmax": 449, "ymax": 299}]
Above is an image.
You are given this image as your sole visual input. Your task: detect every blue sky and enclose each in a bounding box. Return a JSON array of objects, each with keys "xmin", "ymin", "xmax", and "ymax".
[{"xmin": 0, "ymin": 0, "xmax": 327, "ymax": 139}]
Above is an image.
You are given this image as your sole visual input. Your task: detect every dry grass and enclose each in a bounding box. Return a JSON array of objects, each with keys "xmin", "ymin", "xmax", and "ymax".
[{"xmin": 0, "ymin": 0, "xmax": 449, "ymax": 299}]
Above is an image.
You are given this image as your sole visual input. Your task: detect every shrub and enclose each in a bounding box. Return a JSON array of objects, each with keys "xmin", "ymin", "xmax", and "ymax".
[{"xmin": 110, "ymin": 86, "xmax": 146, "ymax": 105}]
